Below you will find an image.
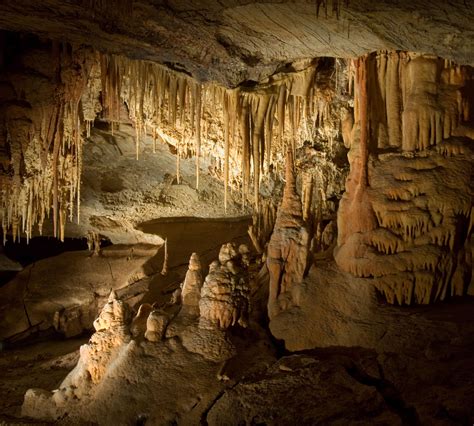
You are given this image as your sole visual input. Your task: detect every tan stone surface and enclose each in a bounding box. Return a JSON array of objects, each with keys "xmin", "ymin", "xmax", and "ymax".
[{"xmin": 0, "ymin": 244, "xmax": 160, "ymax": 342}]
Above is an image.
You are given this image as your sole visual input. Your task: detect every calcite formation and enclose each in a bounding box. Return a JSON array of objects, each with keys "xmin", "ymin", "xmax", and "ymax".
[
  {"xmin": 267, "ymin": 149, "xmax": 309, "ymax": 319},
  {"xmin": 199, "ymin": 243, "xmax": 250, "ymax": 330},
  {"xmin": 87, "ymin": 291, "xmax": 131, "ymax": 383},
  {"xmin": 97, "ymin": 54, "xmax": 344, "ymax": 214},
  {"xmin": 335, "ymin": 52, "xmax": 474, "ymax": 305},
  {"xmin": 130, "ymin": 303, "xmax": 153, "ymax": 338},
  {"xmin": 0, "ymin": 34, "xmax": 93, "ymax": 242},
  {"xmin": 144, "ymin": 309, "xmax": 169, "ymax": 342},
  {"xmin": 0, "ymin": 38, "xmax": 345, "ymax": 241},
  {"xmin": 181, "ymin": 253, "xmax": 203, "ymax": 308},
  {"xmin": 22, "ymin": 291, "xmax": 131, "ymax": 419}
]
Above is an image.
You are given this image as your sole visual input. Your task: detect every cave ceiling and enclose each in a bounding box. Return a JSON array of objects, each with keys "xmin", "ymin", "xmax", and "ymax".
[{"xmin": 0, "ymin": 0, "xmax": 473, "ymax": 86}]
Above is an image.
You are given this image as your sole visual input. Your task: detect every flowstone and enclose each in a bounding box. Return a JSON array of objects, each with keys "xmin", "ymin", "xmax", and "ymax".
[{"xmin": 335, "ymin": 52, "xmax": 474, "ymax": 305}]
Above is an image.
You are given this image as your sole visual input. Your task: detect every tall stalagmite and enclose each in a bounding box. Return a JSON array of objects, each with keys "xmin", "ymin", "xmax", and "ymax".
[{"xmin": 267, "ymin": 148, "xmax": 309, "ymax": 319}]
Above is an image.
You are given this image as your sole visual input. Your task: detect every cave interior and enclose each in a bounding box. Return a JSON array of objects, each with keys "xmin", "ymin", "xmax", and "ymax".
[{"xmin": 0, "ymin": 0, "xmax": 473, "ymax": 425}]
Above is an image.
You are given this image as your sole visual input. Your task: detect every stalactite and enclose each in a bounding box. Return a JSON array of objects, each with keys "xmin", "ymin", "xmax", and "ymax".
[
  {"xmin": 0, "ymin": 48, "xmax": 345, "ymax": 242},
  {"xmin": 161, "ymin": 238, "xmax": 168, "ymax": 276},
  {"xmin": 302, "ymin": 173, "xmax": 313, "ymax": 222},
  {"xmin": 194, "ymin": 84, "xmax": 202, "ymax": 190},
  {"xmin": 176, "ymin": 137, "xmax": 181, "ymax": 184},
  {"xmin": 336, "ymin": 51, "xmax": 474, "ymax": 306},
  {"xmin": 240, "ymin": 99, "xmax": 251, "ymax": 208},
  {"xmin": 95, "ymin": 52, "xmax": 337, "ymax": 220},
  {"xmin": 223, "ymin": 92, "xmax": 230, "ymax": 213},
  {"xmin": 355, "ymin": 56, "xmax": 369, "ymax": 189}
]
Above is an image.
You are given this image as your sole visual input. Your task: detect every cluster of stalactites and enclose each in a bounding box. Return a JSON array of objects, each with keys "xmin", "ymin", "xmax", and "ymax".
[
  {"xmin": 99, "ymin": 53, "xmax": 204, "ymax": 185},
  {"xmin": 98, "ymin": 53, "xmax": 337, "ymax": 213},
  {"xmin": 1, "ymin": 44, "xmax": 92, "ymax": 243},
  {"xmin": 347, "ymin": 51, "xmax": 472, "ymax": 152},
  {"xmin": 336, "ymin": 51, "xmax": 473, "ymax": 306}
]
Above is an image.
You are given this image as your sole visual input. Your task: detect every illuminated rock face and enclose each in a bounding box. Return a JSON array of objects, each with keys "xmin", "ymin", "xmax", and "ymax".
[
  {"xmin": 0, "ymin": 243, "xmax": 160, "ymax": 343},
  {"xmin": 335, "ymin": 52, "xmax": 474, "ymax": 305},
  {"xmin": 1, "ymin": 1, "xmax": 474, "ymax": 87},
  {"xmin": 267, "ymin": 149, "xmax": 309, "ymax": 319},
  {"xmin": 0, "ymin": 35, "xmax": 345, "ymax": 243},
  {"xmin": 22, "ymin": 291, "xmax": 132, "ymax": 420},
  {"xmin": 199, "ymin": 243, "xmax": 250, "ymax": 329},
  {"xmin": 86, "ymin": 291, "xmax": 132, "ymax": 383},
  {"xmin": 19, "ymin": 242, "xmax": 261, "ymax": 423}
]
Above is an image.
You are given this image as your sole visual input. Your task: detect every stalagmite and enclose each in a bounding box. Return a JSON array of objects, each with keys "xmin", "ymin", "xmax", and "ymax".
[
  {"xmin": 181, "ymin": 253, "xmax": 203, "ymax": 308},
  {"xmin": 145, "ymin": 310, "xmax": 169, "ymax": 342},
  {"xmin": 23, "ymin": 290, "xmax": 132, "ymax": 419},
  {"xmin": 199, "ymin": 243, "xmax": 250, "ymax": 330},
  {"xmin": 267, "ymin": 149, "xmax": 309, "ymax": 319}
]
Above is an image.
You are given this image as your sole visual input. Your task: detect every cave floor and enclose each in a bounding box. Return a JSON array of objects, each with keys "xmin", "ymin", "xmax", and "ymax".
[
  {"xmin": 0, "ymin": 337, "xmax": 87, "ymax": 424},
  {"xmin": 1, "ymin": 323, "xmax": 473, "ymax": 425},
  {"xmin": 0, "ymin": 220, "xmax": 473, "ymax": 424}
]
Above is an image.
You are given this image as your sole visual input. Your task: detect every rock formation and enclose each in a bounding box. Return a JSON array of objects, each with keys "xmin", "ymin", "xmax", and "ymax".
[
  {"xmin": 130, "ymin": 303, "xmax": 153, "ymax": 338},
  {"xmin": 335, "ymin": 52, "xmax": 474, "ymax": 305},
  {"xmin": 0, "ymin": 34, "xmax": 348, "ymax": 242},
  {"xmin": 199, "ymin": 243, "xmax": 250, "ymax": 330},
  {"xmin": 1, "ymin": 1, "xmax": 473, "ymax": 86},
  {"xmin": 144, "ymin": 309, "xmax": 169, "ymax": 342},
  {"xmin": 18, "ymin": 242, "xmax": 278, "ymax": 424},
  {"xmin": 22, "ymin": 290, "xmax": 131, "ymax": 420},
  {"xmin": 267, "ymin": 148, "xmax": 309, "ymax": 319},
  {"xmin": 0, "ymin": 35, "xmax": 93, "ymax": 242},
  {"xmin": 0, "ymin": 3, "xmax": 473, "ymax": 422},
  {"xmin": 87, "ymin": 291, "xmax": 131, "ymax": 381},
  {"xmin": 181, "ymin": 253, "xmax": 203, "ymax": 308}
]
